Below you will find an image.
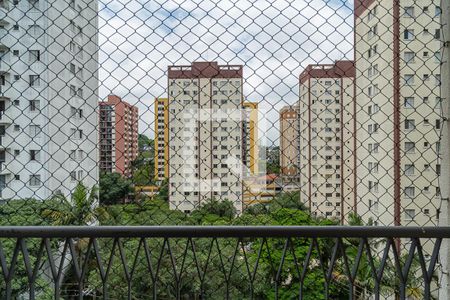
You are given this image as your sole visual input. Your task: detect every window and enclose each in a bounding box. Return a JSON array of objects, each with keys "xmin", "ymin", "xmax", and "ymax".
[
  {"xmin": 404, "ymin": 164, "xmax": 415, "ymax": 176},
  {"xmin": 70, "ymin": 85, "xmax": 76, "ymax": 96},
  {"xmin": 404, "ymin": 52, "xmax": 415, "ymax": 63},
  {"xmin": 435, "ymin": 6, "xmax": 441, "ymax": 17},
  {"xmin": 30, "ymin": 150, "xmax": 40, "ymax": 161},
  {"xmin": 435, "ymin": 97, "xmax": 442, "ymax": 109},
  {"xmin": 29, "ymin": 75, "xmax": 40, "ymax": 87},
  {"xmin": 404, "ymin": 29, "xmax": 414, "ymax": 40},
  {"xmin": 405, "ymin": 187, "xmax": 415, "ymax": 198},
  {"xmin": 29, "ymin": 175, "xmax": 41, "ymax": 187},
  {"xmin": 405, "ymin": 119, "xmax": 415, "ymax": 130},
  {"xmin": 434, "ymin": 52, "xmax": 441, "ymax": 63},
  {"xmin": 29, "ymin": 100, "xmax": 40, "ymax": 112},
  {"xmin": 72, "ymin": 129, "xmax": 83, "ymax": 139},
  {"xmin": 13, "ymin": 50, "xmax": 19, "ymax": 56},
  {"xmin": 29, "ymin": 125, "xmax": 41, "ymax": 137},
  {"xmin": 29, "ymin": 50, "xmax": 40, "ymax": 62},
  {"xmin": 368, "ymin": 25, "xmax": 377, "ymax": 39},
  {"xmin": 69, "ymin": 63, "xmax": 76, "ymax": 74},
  {"xmin": 373, "ymin": 143, "xmax": 379, "ymax": 153},
  {"xmin": 404, "ymin": 97, "xmax": 414, "ymax": 108},
  {"xmin": 435, "ymin": 74, "xmax": 441, "ymax": 86},
  {"xmin": 404, "ymin": 7, "xmax": 414, "ymax": 17},
  {"xmin": 436, "ymin": 120, "xmax": 441, "ymax": 130},
  {"xmin": 70, "ymin": 171, "xmax": 76, "ymax": 181},
  {"xmin": 435, "ymin": 29, "xmax": 440, "ymax": 39},
  {"xmin": 404, "ymin": 74, "xmax": 414, "ymax": 85},
  {"xmin": 28, "ymin": 25, "xmax": 43, "ymax": 36},
  {"xmin": 405, "ymin": 209, "xmax": 415, "ymax": 221},
  {"xmin": 405, "ymin": 142, "xmax": 415, "ymax": 153}
]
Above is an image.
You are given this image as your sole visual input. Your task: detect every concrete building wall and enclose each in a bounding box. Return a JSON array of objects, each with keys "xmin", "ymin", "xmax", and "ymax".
[
  {"xmin": 99, "ymin": 95, "xmax": 138, "ymax": 178},
  {"xmin": 0, "ymin": 0, "xmax": 98, "ymax": 200},
  {"xmin": 167, "ymin": 62, "xmax": 244, "ymax": 214},
  {"xmin": 280, "ymin": 105, "xmax": 300, "ymax": 186},
  {"xmin": 299, "ymin": 61, "xmax": 356, "ymax": 223},
  {"xmin": 154, "ymin": 97, "xmax": 169, "ymax": 181},
  {"xmin": 355, "ymin": 0, "xmax": 441, "ymax": 227}
]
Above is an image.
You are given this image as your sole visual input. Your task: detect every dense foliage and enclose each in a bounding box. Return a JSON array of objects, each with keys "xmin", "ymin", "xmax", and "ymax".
[
  {"xmin": 99, "ymin": 172, "xmax": 133, "ymax": 205},
  {"xmin": 0, "ymin": 188, "xmax": 431, "ymax": 299}
]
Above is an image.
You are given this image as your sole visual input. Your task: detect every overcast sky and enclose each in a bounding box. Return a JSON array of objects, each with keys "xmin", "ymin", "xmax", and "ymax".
[{"xmin": 98, "ymin": 0, "xmax": 354, "ymax": 146}]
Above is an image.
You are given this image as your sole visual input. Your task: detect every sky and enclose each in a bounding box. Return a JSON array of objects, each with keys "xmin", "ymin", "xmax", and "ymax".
[{"xmin": 98, "ymin": 0, "xmax": 354, "ymax": 146}]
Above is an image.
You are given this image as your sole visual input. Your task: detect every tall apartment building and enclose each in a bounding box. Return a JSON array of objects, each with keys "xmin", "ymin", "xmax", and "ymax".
[
  {"xmin": 355, "ymin": 1, "xmax": 442, "ymax": 227},
  {"xmin": 99, "ymin": 95, "xmax": 139, "ymax": 178},
  {"xmin": 299, "ymin": 61, "xmax": 356, "ymax": 223},
  {"xmin": 167, "ymin": 61, "xmax": 244, "ymax": 214},
  {"xmin": 280, "ymin": 105, "xmax": 300, "ymax": 188},
  {"xmin": 0, "ymin": 0, "xmax": 98, "ymax": 199},
  {"xmin": 242, "ymin": 101, "xmax": 259, "ymax": 176},
  {"xmin": 154, "ymin": 97, "xmax": 169, "ymax": 181}
]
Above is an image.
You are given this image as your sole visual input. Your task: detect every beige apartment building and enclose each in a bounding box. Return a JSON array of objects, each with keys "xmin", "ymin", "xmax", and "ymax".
[
  {"xmin": 242, "ymin": 102, "xmax": 259, "ymax": 176},
  {"xmin": 165, "ymin": 62, "xmax": 246, "ymax": 214},
  {"xmin": 280, "ymin": 105, "xmax": 300, "ymax": 188},
  {"xmin": 154, "ymin": 97, "xmax": 169, "ymax": 181},
  {"xmin": 355, "ymin": 0, "xmax": 442, "ymax": 227},
  {"xmin": 299, "ymin": 61, "xmax": 356, "ymax": 224}
]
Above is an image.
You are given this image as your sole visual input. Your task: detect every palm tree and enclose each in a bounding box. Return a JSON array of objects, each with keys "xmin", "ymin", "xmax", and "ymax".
[
  {"xmin": 42, "ymin": 182, "xmax": 108, "ymax": 226},
  {"xmin": 42, "ymin": 182, "xmax": 108, "ymax": 298}
]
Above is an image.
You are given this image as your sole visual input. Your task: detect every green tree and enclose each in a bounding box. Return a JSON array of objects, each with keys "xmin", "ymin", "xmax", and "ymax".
[
  {"xmin": 42, "ymin": 182, "xmax": 108, "ymax": 225},
  {"xmin": 191, "ymin": 198, "xmax": 237, "ymax": 223},
  {"xmin": 270, "ymin": 191, "xmax": 305, "ymax": 211},
  {"xmin": 99, "ymin": 172, "xmax": 133, "ymax": 205},
  {"xmin": 138, "ymin": 133, "xmax": 153, "ymax": 151},
  {"xmin": 131, "ymin": 134, "xmax": 155, "ymax": 185},
  {"xmin": 154, "ymin": 178, "xmax": 169, "ymax": 202}
]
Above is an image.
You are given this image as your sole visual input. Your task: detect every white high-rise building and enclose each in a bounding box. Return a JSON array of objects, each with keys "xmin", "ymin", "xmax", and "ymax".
[
  {"xmin": 355, "ymin": 0, "xmax": 441, "ymax": 227},
  {"xmin": 167, "ymin": 62, "xmax": 244, "ymax": 214},
  {"xmin": 0, "ymin": 0, "xmax": 98, "ymax": 200},
  {"xmin": 299, "ymin": 61, "xmax": 356, "ymax": 224}
]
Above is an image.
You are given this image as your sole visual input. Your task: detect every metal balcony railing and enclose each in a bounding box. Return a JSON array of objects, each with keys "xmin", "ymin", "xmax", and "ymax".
[{"xmin": 0, "ymin": 226, "xmax": 447, "ymax": 299}]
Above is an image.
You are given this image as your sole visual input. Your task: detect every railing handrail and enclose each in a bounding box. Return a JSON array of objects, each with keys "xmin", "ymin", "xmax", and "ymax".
[{"xmin": 0, "ymin": 226, "xmax": 449, "ymax": 238}]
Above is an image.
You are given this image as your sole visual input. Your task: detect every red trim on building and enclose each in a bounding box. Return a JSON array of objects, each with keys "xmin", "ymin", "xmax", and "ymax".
[
  {"xmin": 354, "ymin": 0, "xmax": 377, "ymax": 18},
  {"xmin": 393, "ymin": 0, "xmax": 401, "ymax": 227},
  {"xmin": 353, "ymin": 8, "xmax": 358, "ymax": 216},
  {"xmin": 340, "ymin": 78, "xmax": 345, "ymax": 224},
  {"xmin": 168, "ymin": 62, "xmax": 243, "ymax": 79},
  {"xmin": 99, "ymin": 95, "xmax": 139, "ymax": 178},
  {"xmin": 299, "ymin": 61, "xmax": 355, "ymax": 84}
]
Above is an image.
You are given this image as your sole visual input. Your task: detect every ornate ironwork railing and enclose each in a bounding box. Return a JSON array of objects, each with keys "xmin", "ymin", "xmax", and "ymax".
[{"xmin": 0, "ymin": 226, "xmax": 447, "ymax": 299}]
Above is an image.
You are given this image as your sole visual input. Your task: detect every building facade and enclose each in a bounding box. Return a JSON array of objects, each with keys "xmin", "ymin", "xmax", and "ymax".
[
  {"xmin": 0, "ymin": 0, "xmax": 98, "ymax": 200},
  {"xmin": 280, "ymin": 105, "xmax": 300, "ymax": 188},
  {"xmin": 242, "ymin": 101, "xmax": 259, "ymax": 176},
  {"xmin": 99, "ymin": 95, "xmax": 139, "ymax": 178},
  {"xmin": 167, "ymin": 62, "xmax": 244, "ymax": 214},
  {"xmin": 154, "ymin": 97, "xmax": 169, "ymax": 181},
  {"xmin": 299, "ymin": 61, "xmax": 356, "ymax": 223},
  {"xmin": 355, "ymin": 0, "xmax": 442, "ymax": 227}
]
